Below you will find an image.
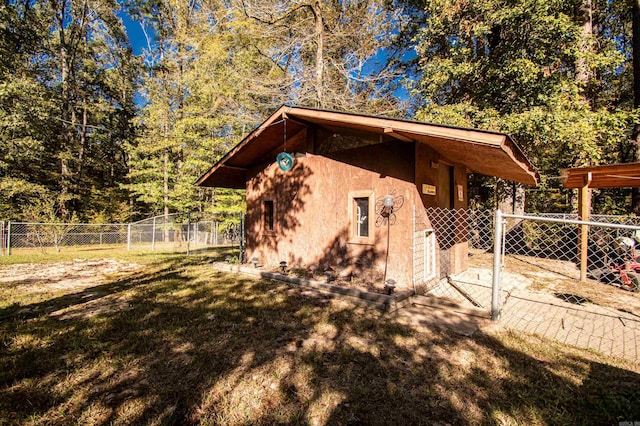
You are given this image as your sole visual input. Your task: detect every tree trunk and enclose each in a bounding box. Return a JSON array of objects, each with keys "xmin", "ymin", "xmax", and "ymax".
[
  {"xmin": 313, "ymin": 1, "xmax": 324, "ymax": 109},
  {"xmin": 632, "ymin": 0, "xmax": 640, "ymax": 214},
  {"xmin": 164, "ymin": 148, "xmax": 170, "ymax": 242},
  {"xmin": 59, "ymin": 20, "xmax": 71, "ymax": 219},
  {"xmin": 496, "ymin": 180, "xmax": 525, "ymax": 214},
  {"xmin": 576, "ymin": 0, "xmax": 593, "ymax": 88},
  {"xmin": 77, "ymin": 104, "xmax": 87, "ymax": 183}
]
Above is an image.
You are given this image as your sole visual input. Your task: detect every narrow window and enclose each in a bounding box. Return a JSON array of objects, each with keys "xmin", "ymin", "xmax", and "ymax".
[
  {"xmin": 354, "ymin": 197, "xmax": 369, "ymax": 237},
  {"xmin": 264, "ymin": 200, "xmax": 274, "ymax": 231}
]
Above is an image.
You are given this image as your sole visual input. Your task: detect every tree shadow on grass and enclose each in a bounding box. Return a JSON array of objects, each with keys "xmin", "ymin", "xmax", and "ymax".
[{"xmin": 1, "ymin": 256, "xmax": 639, "ymax": 425}]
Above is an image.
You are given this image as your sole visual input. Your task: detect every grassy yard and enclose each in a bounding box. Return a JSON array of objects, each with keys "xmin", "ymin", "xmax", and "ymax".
[{"xmin": 1, "ymin": 249, "xmax": 639, "ymax": 425}]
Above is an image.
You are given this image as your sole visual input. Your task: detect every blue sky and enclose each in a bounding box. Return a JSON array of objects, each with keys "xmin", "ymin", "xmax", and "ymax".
[
  {"xmin": 118, "ymin": 10, "xmax": 152, "ymax": 56},
  {"xmin": 116, "ymin": 7, "xmax": 411, "ymax": 105}
]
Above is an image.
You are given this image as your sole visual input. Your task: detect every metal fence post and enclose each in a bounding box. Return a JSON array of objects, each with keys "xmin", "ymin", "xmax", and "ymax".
[
  {"xmin": 7, "ymin": 221, "xmax": 11, "ymax": 256},
  {"xmin": 491, "ymin": 209, "xmax": 503, "ymax": 321},
  {"xmin": 186, "ymin": 212, "xmax": 191, "ymax": 256},
  {"xmin": 151, "ymin": 217, "xmax": 156, "ymax": 252},
  {"xmin": 239, "ymin": 212, "xmax": 245, "ymax": 262},
  {"xmin": 411, "ymin": 204, "xmax": 417, "ymax": 295},
  {"xmin": 127, "ymin": 223, "xmax": 131, "ymax": 251}
]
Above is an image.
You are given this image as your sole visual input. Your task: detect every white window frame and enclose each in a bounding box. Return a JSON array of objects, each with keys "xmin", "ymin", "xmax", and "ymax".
[{"xmin": 348, "ymin": 190, "xmax": 374, "ymax": 244}]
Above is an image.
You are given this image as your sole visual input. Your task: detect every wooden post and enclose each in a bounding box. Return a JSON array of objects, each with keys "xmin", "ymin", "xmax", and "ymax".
[{"xmin": 578, "ymin": 172, "xmax": 592, "ymax": 282}]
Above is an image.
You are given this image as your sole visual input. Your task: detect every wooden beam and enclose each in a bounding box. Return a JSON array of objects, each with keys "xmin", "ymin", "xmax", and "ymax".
[
  {"xmin": 263, "ymin": 127, "xmax": 307, "ymax": 162},
  {"xmin": 564, "ymin": 162, "xmax": 640, "ymax": 175},
  {"xmin": 578, "ymin": 172, "xmax": 592, "ymax": 282},
  {"xmin": 562, "ymin": 162, "xmax": 640, "ymax": 188},
  {"xmin": 565, "ymin": 174, "xmax": 640, "ymax": 189},
  {"xmin": 383, "ymin": 127, "xmax": 414, "ymax": 142}
]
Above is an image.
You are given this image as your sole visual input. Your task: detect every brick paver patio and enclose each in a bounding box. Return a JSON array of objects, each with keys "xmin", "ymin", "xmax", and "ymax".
[{"xmin": 432, "ymin": 268, "xmax": 640, "ymax": 362}]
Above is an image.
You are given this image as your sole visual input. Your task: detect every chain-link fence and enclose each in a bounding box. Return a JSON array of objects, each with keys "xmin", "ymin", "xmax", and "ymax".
[
  {"xmin": 128, "ymin": 212, "xmax": 244, "ymax": 253},
  {"xmin": 496, "ymin": 212, "xmax": 640, "ymax": 361},
  {"xmin": 4, "ymin": 222, "xmax": 129, "ymax": 254},
  {"xmin": 412, "ymin": 206, "xmax": 496, "ymax": 314},
  {"xmin": 1, "ymin": 212, "xmax": 245, "ymax": 255},
  {"xmin": 412, "ymin": 207, "xmax": 640, "ymax": 361}
]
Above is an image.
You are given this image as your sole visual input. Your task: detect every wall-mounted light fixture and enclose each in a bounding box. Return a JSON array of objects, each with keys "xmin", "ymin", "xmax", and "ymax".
[
  {"xmin": 325, "ymin": 267, "xmax": 336, "ymax": 283},
  {"xmin": 384, "ymin": 279, "xmax": 396, "ymax": 295},
  {"xmin": 381, "ymin": 194, "xmax": 394, "ymax": 218}
]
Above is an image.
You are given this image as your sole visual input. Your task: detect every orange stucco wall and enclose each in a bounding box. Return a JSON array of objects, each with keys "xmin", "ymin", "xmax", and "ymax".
[
  {"xmin": 245, "ymin": 139, "xmax": 469, "ymax": 289},
  {"xmin": 246, "ymin": 141, "xmax": 419, "ymax": 287}
]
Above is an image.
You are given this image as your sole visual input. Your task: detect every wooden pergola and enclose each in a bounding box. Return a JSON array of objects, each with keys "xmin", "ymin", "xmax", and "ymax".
[{"xmin": 561, "ymin": 162, "xmax": 640, "ymax": 281}]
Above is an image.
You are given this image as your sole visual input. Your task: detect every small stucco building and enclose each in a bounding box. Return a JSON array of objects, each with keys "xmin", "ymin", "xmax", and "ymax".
[{"xmin": 196, "ymin": 106, "xmax": 538, "ymax": 290}]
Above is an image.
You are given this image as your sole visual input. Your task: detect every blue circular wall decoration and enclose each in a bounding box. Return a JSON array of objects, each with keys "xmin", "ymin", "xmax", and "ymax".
[{"xmin": 276, "ymin": 152, "xmax": 294, "ymax": 171}]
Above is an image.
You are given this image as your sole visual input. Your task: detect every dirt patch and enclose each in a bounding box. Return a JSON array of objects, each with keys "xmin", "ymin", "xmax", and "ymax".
[
  {"xmin": 50, "ymin": 294, "xmax": 133, "ymax": 321},
  {"xmin": 0, "ymin": 258, "xmax": 141, "ymax": 293}
]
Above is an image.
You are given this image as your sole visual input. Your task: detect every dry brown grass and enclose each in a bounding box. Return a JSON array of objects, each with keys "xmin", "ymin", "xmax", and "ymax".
[{"xmin": 1, "ymin": 250, "xmax": 639, "ymax": 425}]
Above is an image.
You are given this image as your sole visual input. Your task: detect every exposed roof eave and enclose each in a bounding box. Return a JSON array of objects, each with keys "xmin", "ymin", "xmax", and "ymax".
[
  {"xmin": 194, "ymin": 105, "xmax": 291, "ymax": 188},
  {"xmin": 195, "ymin": 105, "xmax": 539, "ymax": 188},
  {"xmin": 562, "ymin": 163, "xmax": 640, "ymax": 189}
]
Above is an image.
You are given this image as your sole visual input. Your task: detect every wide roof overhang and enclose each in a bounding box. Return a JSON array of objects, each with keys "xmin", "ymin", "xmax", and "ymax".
[
  {"xmin": 196, "ymin": 105, "xmax": 539, "ymax": 189},
  {"xmin": 562, "ymin": 163, "xmax": 640, "ymax": 189}
]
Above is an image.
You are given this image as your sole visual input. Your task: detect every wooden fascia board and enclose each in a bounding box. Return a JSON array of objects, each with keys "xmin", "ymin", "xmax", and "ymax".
[
  {"xmin": 410, "ymin": 132, "xmax": 538, "ymax": 186},
  {"xmin": 288, "ymin": 108, "xmax": 505, "ymax": 146},
  {"xmin": 564, "ymin": 174, "xmax": 640, "ymax": 189},
  {"xmin": 197, "ymin": 165, "xmax": 247, "ymax": 188},
  {"xmin": 563, "ymin": 163, "xmax": 640, "ymax": 176},
  {"xmin": 499, "ymin": 136, "xmax": 539, "ymax": 186}
]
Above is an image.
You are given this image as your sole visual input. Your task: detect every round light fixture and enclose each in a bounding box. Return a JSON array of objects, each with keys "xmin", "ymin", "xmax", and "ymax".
[{"xmin": 276, "ymin": 152, "xmax": 294, "ymax": 171}]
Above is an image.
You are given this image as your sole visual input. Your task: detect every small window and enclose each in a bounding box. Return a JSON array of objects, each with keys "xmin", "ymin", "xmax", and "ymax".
[
  {"xmin": 354, "ymin": 197, "xmax": 369, "ymax": 237},
  {"xmin": 263, "ymin": 200, "xmax": 274, "ymax": 231}
]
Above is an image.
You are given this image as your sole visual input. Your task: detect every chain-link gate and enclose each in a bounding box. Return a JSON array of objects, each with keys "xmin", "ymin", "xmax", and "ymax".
[
  {"xmin": 412, "ymin": 206, "xmax": 640, "ymax": 360},
  {"xmin": 493, "ymin": 212, "xmax": 640, "ymax": 360},
  {"xmin": 412, "ymin": 206, "xmax": 496, "ymax": 316}
]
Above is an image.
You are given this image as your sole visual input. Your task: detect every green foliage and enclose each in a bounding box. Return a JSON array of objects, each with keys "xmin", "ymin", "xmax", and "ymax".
[
  {"xmin": 0, "ymin": 0, "xmax": 139, "ymax": 222},
  {"xmin": 7, "ymin": 0, "xmax": 640, "ymax": 220},
  {"xmin": 405, "ymin": 0, "xmax": 640, "ymax": 213}
]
